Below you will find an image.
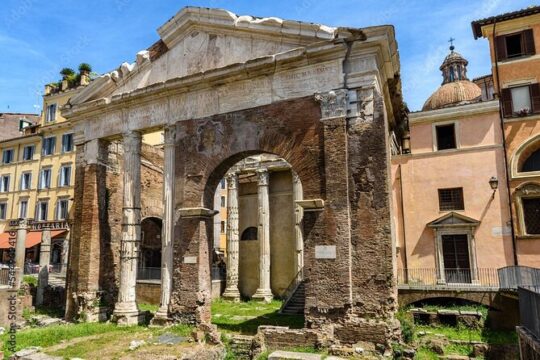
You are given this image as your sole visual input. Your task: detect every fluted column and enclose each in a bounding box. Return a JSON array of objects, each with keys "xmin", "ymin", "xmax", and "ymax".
[
  {"xmin": 222, "ymin": 172, "xmax": 241, "ymax": 301},
  {"xmin": 15, "ymin": 219, "xmax": 28, "ymax": 289},
  {"xmin": 154, "ymin": 125, "xmax": 176, "ymax": 323},
  {"xmin": 36, "ymin": 227, "xmax": 51, "ymax": 306},
  {"xmin": 292, "ymin": 172, "xmax": 304, "ymax": 279},
  {"xmin": 253, "ymin": 169, "xmax": 273, "ymax": 302},
  {"xmin": 113, "ymin": 130, "xmax": 142, "ymax": 325}
]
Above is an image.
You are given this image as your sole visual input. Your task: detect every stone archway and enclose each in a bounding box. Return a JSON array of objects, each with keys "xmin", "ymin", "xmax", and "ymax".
[{"xmin": 63, "ymin": 7, "xmax": 404, "ymax": 348}]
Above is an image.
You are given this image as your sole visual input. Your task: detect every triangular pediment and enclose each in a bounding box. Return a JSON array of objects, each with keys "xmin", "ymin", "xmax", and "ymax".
[
  {"xmin": 68, "ymin": 7, "xmax": 343, "ymax": 107},
  {"xmin": 427, "ymin": 212, "xmax": 480, "ymax": 228}
]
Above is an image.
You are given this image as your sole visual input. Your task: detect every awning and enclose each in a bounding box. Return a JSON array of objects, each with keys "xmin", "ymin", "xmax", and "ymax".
[{"xmin": 0, "ymin": 230, "xmax": 67, "ymax": 249}]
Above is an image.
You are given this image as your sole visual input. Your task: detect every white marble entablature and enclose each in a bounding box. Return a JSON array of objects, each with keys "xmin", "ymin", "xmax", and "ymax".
[{"xmin": 64, "ymin": 8, "xmax": 402, "ymax": 144}]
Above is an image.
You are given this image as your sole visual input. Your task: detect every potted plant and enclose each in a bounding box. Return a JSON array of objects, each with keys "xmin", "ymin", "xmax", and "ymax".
[
  {"xmin": 517, "ymin": 107, "xmax": 530, "ymax": 117},
  {"xmin": 60, "ymin": 67, "xmax": 75, "ymax": 80},
  {"xmin": 78, "ymin": 63, "xmax": 92, "ymax": 75}
]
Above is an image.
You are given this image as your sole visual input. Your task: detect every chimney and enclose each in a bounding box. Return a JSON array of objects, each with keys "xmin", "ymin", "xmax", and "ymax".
[
  {"xmin": 61, "ymin": 79, "xmax": 69, "ymax": 91},
  {"xmin": 80, "ymin": 73, "xmax": 89, "ymax": 86},
  {"xmin": 44, "ymin": 84, "xmax": 52, "ymax": 95}
]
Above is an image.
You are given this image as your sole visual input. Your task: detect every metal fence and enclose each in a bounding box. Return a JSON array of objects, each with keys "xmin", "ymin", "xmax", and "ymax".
[
  {"xmin": 397, "ymin": 268, "xmax": 499, "ymax": 287},
  {"xmin": 518, "ymin": 286, "xmax": 540, "ymax": 340},
  {"xmin": 498, "ymin": 266, "xmax": 540, "ymax": 290}
]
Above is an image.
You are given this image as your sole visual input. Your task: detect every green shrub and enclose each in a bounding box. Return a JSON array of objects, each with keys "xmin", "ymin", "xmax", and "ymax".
[
  {"xmin": 397, "ymin": 310, "xmax": 415, "ymax": 344},
  {"xmin": 78, "ymin": 63, "xmax": 92, "ymax": 73}
]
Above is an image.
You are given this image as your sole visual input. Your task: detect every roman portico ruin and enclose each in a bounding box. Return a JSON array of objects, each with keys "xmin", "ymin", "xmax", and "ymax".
[{"xmin": 62, "ymin": 7, "xmax": 406, "ymax": 347}]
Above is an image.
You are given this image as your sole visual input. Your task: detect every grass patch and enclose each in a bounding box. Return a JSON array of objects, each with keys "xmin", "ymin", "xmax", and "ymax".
[
  {"xmin": 211, "ymin": 299, "xmax": 304, "ymax": 335},
  {"xmin": 22, "ymin": 275, "xmax": 37, "ymax": 286},
  {"xmin": 1, "ymin": 322, "xmax": 143, "ymax": 358},
  {"xmin": 139, "ymin": 303, "xmax": 159, "ymax": 313}
]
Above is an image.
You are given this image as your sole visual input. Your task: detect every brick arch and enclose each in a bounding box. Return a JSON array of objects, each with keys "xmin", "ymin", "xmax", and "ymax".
[
  {"xmin": 174, "ymin": 96, "xmax": 325, "ymax": 209},
  {"xmin": 398, "ymin": 290, "xmax": 498, "ymax": 309}
]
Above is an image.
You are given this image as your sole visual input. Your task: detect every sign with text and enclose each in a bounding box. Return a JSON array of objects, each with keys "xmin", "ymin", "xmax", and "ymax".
[{"xmin": 315, "ymin": 245, "xmax": 336, "ymax": 259}]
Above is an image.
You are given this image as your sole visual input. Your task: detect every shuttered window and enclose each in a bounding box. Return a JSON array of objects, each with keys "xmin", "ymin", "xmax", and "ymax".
[
  {"xmin": 496, "ymin": 29, "xmax": 535, "ymax": 61},
  {"xmin": 501, "ymin": 84, "xmax": 540, "ymax": 117}
]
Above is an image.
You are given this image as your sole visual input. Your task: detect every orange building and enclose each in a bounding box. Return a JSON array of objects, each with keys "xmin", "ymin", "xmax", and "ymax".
[
  {"xmin": 473, "ymin": 6, "xmax": 540, "ymax": 267},
  {"xmin": 393, "ymin": 46, "xmax": 515, "ymax": 286}
]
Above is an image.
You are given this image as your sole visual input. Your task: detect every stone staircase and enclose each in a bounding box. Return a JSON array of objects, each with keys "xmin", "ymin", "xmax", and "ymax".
[
  {"xmin": 280, "ymin": 281, "xmax": 305, "ymax": 315},
  {"xmin": 229, "ymin": 335, "xmax": 255, "ymax": 359}
]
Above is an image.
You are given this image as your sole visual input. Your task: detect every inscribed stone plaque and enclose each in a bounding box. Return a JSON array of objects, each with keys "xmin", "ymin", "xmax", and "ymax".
[
  {"xmin": 183, "ymin": 256, "xmax": 197, "ymax": 264},
  {"xmin": 315, "ymin": 245, "xmax": 336, "ymax": 259}
]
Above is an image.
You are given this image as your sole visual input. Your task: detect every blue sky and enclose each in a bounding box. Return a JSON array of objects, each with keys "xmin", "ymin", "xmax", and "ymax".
[{"xmin": 0, "ymin": 0, "xmax": 536, "ymax": 114}]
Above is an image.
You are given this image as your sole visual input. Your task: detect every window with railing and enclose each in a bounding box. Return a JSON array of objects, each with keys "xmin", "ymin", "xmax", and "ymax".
[{"xmin": 438, "ymin": 188, "xmax": 464, "ymax": 211}]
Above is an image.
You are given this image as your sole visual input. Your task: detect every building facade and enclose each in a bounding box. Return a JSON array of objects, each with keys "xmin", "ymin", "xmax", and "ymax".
[
  {"xmin": 473, "ymin": 6, "xmax": 540, "ymax": 267},
  {"xmin": 393, "ymin": 47, "xmax": 514, "ymax": 287}
]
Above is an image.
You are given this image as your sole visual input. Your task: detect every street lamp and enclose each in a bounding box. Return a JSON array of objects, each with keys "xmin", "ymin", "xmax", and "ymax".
[{"xmin": 489, "ymin": 176, "xmax": 498, "ymax": 198}]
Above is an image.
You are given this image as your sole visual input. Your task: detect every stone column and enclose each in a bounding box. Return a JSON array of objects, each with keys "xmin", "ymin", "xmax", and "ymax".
[
  {"xmin": 222, "ymin": 172, "xmax": 241, "ymax": 301},
  {"xmin": 61, "ymin": 232, "xmax": 70, "ymax": 274},
  {"xmin": 292, "ymin": 172, "xmax": 304, "ymax": 279},
  {"xmin": 36, "ymin": 227, "xmax": 51, "ymax": 306},
  {"xmin": 153, "ymin": 125, "xmax": 176, "ymax": 324},
  {"xmin": 15, "ymin": 219, "xmax": 28, "ymax": 288},
  {"xmin": 113, "ymin": 130, "xmax": 142, "ymax": 325},
  {"xmin": 253, "ymin": 169, "xmax": 273, "ymax": 302}
]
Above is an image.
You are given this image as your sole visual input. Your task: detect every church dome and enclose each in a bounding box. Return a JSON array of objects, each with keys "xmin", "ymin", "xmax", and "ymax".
[
  {"xmin": 422, "ymin": 45, "xmax": 482, "ymax": 111},
  {"xmin": 422, "ymin": 80, "xmax": 482, "ymax": 111}
]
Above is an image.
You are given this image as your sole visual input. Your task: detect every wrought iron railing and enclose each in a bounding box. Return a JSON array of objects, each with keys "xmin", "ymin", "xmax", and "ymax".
[
  {"xmin": 0, "ymin": 268, "xmax": 9, "ymax": 285},
  {"xmin": 498, "ymin": 266, "xmax": 540, "ymax": 290},
  {"xmin": 137, "ymin": 267, "xmax": 161, "ymax": 281},
  {"xmin": 397, "ymin": 268, "xmax": 499, "ymax": 287},
  {"xmin": 279, "ymin": 269, "xmax": 304, "ymax": 313},
  {"xmin": 518, "ymin": 286, "xmax": 540, "ymax": 340}
]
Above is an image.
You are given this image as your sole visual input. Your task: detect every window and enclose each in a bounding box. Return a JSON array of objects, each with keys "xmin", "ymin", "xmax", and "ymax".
[
  {"xmin": 36, "ymin": 200, "xmax": 48, "ymax": 221},
  {"xmin": 62, "ymin": 133, "xmax": 73, "ymax": 153},
  {"xmin": 502, "ymin": 84, "xmax": 540, "ymax": 117},
  {"xmin": 523, "ymin": 198, "xmax": 540, "ymax": 235},
  {"xmin": 511, "ymin": 86, "xmax": 532, "ymax": 113},
  {"xmin": 496, "ymin": 29, "xmax": 535, "ymax": 61},
  {"xmin": 438, "ymin": 188, "xmax": 464, "ymax": 211},
  {"xmin": 241, "ymin": 227, "xmax": 258, "ymax": 241},
  {"xmin": 42, "ymin": 137, "xmax": 56, "ymax": 156},
  {"xmin": 45, "ymin": 104, "xmax": 57, "ymax": 122},
  {"xmin": 0, "ymin": 175, "xmax": 10, "ymax": 193},
  {"xmin": 56, "ymin": 199, "xmax": 69, "ymax": 220},
  {"xmin": 435, "ymin": 123, "xmax": 457, "ymax": 151},
  {"xmin": 39, "ymin": 168, "xmax": 51, "ymax": 189},
  {"xmin": 20, "ymin": 172, "xmax": 31, "ymax": 190},
  {"xmin": 19, "ymin": 200, "xmax": 28, "ymax": 219},
  {"xmin": 220, "ymin": 221, "xmax": 226, "ymax": 234},
  {"xmin": 2, "ymin": 149, "xmax": 14, "ymax": 164},
  {"xmin": 22, "ymin": 145, "xmax": 35, "ymax": 161},
  {"xmin": 0, "ymin": 203, "xmax": 6, "ymax": 220},
  {"xmin": 523, "ymin": 149, "xmax": 540, "ymax": 172},
  {"xmin": 220, "ymin": 196, "xmax": 226, "ymax": 208},
  {"xmin": 59, "ymin": 165, "xmax": 71, "ymax": 187},
  {"xmin": 220, "ymin": 179, "xmax": 226, "ymax": 189}
]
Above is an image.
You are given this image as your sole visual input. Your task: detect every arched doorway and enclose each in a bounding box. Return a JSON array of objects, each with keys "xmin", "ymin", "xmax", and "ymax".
[
  {"xmin": 139, "ymin": 217, "xmax": 162, "ymax": 280},
  {"xmin": 211, "ymin": 154, "xmax": 303, "ymax": 302}
]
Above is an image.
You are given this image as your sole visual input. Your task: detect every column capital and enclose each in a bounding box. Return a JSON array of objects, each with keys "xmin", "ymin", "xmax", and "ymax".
[
  {"xmin": 315, "ymin": 89, "xmax": 348, "ymax": 120},
  {"xmin": 123, "ymin": 130, "xmax": 142, "ymax": 153},
  {"xmin": 292, "ymin": 171, "xmax": 301, "ymax": 185},
  {"xmin": 17, "ymin": 219, "xmax": 29, "ymax": 230},
  {"xmin": 163, "ymin": 125, "xmax": 177, "ymax": 147},
  {"xmin": 256, "ymin": 168, "xmax": 269, "ymax": 186},
  {"xmin": 226, "ymin": 172, "xmax": 239, "ymax": 190}
]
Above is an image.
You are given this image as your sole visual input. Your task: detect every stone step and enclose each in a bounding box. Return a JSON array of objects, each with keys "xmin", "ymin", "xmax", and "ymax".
[
  {"xmin": 268, "ymin": 351, "xmax": 322, "ymax": 360},
  {"xmin": 229, "ymin": 335, "xmax": 254, "ymax": 360}
]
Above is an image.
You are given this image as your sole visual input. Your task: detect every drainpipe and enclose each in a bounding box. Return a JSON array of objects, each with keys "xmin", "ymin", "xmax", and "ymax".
[
  {"xmin": 398, "ymin": 164, "xmax": 409, "ymax": 282},
  {"xmin": 492, "ymin": 20, "xmax": 519, "ymax": 266}
]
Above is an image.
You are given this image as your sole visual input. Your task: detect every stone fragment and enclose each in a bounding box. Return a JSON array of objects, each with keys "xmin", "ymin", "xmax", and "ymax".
[
  {"xmin": 268, "ymin": 351, "xmax": 322, "ymax": 360},
  {"xmin": 472, "ymin": 343, "xmax": 489, "ymax": 357},
  {"xmin": 153, "ymin": 333, "xmax": 186, "ymax": 345},
  {"xmin": 427, "ymin": 338, "xmax": 447, "ymax": 355},
  {"xmin": 128, "ymin": 340, "xmax": 145, "ymax": 351}
]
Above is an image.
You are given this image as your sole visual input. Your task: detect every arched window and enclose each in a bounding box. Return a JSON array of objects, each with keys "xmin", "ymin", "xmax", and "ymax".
[
  {"xmin": 241, "ymin": 227, "xmax": 258, "ymax": 241},
  {"xmin": 522, "ymin": 149, "xmax": 540, "ymax": 172}
]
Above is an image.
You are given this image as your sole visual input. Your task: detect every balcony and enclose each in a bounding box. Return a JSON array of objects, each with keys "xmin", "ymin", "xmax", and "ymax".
[{"xmin": 397, "ymin": 268, "xmax": 500, "ymax": 290}]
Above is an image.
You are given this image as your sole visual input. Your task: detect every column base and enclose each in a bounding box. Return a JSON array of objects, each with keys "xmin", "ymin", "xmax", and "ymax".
[
  {"xmin": 150, "ymin": 309, "xmax": 174, "ymax": 327},
  {"xmin": 222, "ymin": 287, "xmax": 241, "ymax": 302},
  {"xmin": 112, "ymin": 302, "xmax": 144, "ymax": 326},
  {"xmin": 252, "ymin": 288, "xmax": 273, "ymax": 303}
]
